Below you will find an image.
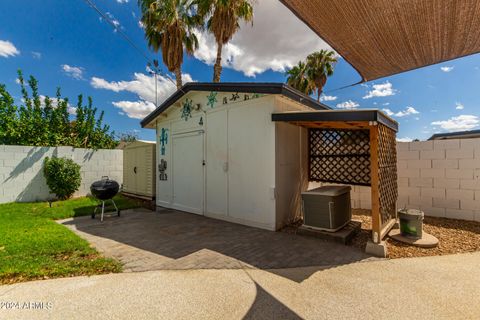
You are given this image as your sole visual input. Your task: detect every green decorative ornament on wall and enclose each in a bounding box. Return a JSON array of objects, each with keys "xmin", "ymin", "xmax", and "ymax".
[
  {"xmin": 206, "ymin": 91, "xmax": 218, "ymax": 108},
  {"xmin": 160, "ymin": 128, "xmax": 168, "ymax": 155},
  {"xmin": 181, "ymin": 98, "xmax": 193, "ymax": 121}
]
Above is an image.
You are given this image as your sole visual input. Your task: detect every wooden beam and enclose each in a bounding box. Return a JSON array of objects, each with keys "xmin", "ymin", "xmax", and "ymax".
[
  {"xmin": 369, "ymin": 125, "xmax": 382, "ymax": 243},
  {"xmin": 380, "ymin": 218, "xmax": 396, "ymax": 240}
]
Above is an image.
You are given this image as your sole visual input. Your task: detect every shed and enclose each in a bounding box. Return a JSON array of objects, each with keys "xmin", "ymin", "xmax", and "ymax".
[
  {"xmin": 141, "ymin": 82, "xmax": 398, "ymax": 252},
  {"xmin": 122, "ymin": 140, "xmax": 156, "ymax": 200}
]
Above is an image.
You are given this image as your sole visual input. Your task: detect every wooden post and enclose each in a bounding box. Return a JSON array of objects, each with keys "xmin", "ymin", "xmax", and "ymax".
[{"xmin": 369, "ymin": 124, "xmax": 382, "ymax": 243}]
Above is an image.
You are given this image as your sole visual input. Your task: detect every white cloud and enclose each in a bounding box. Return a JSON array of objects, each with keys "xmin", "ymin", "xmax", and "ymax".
[
  {"xmin": 440, "ymin": 66, "xmax": 454, "ymax": 72},
  {"xmin": 0, "ymin": 39, "xmax": 20, "ymax": 58},
  {"xmin": 320, "ymin": 95, "xmax": 337, "ymax": 102},
  {"xmin": 397, "ymin": 137, "xmax": 413, "ymax": 142},
  {"xmin": 383, "ymin": 102, "xmax": 390, "ymax": 106},
  {"xmin": 382, "ymin": 109, "xmax": 394, "ymax": 116},
  {"xmin": 61, "ymin": 64, "xmax": 84, "ymax": 80},
  {"xmin": 116, "ymin": 0, "xmax": 129, "ymax": 3},
  {"xmin": 382, "ymin": 106, "xmax": 419, "ymax": 117},
  {"xmin": 363, "ymin": 81, "xmax": 397, "ymax": 99},
  {"xmin": 112, "ymin": 100, "xmax": 155, "ymax": 119},
  {"xmin": 336, "ymin": 100, "xmax": 359, "ymax": 110},
  {"xmin": 138, "ymin": 20, "xmax": 145, "ymax": 29},
  {"xmin": 193, "ymin": 0, "xmax": 333, "ymax": 77},
  {"xmin": 91, "ymin": 72, "xmax": 193, "ymax": 119},
  {"xmin": 31, "ymin": 51, "xmax": 41, "ymax": 59},
  {"xmin": 100, "ymin": 12, "xmax": 121, "ymax": 31},
  {"xmin": 39, "ymin": 95, "xmax": 77, "ymax": 115},
  {"xmin": 455, "ymin": 102, "xmax": 464, "ymax": 110},
  {"xmin": 431, "ymin": 115, "xmax": 479, "ymax": 132}
]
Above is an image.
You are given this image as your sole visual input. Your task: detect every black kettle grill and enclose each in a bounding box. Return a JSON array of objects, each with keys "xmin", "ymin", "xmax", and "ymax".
[{"xmin": 90, "ymin": 176, "xmax": 120, "ymax": 221}]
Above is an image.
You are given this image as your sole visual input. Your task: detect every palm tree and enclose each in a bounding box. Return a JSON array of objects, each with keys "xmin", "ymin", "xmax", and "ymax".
[
  {"xmin": 195, "ymin": 0, "xmax": 254, "ymax": 82},
  {"xmin": 138, "ymin": 0, "xmax": 200, "ymax": 89},
  {"xmin": 305, "ymin": 50, "xmax": 337, "ymax": 101},
  {"xmin": 286, "ymin": 61, "xmax": 313, "ymax": 97},
  {"xmin": 285, "ymin": 50, "xmax": 337, "ymax": 101}
]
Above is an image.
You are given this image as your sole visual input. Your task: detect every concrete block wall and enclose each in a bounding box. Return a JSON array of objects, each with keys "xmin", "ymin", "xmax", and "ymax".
[
  {"xmin": 396, "ymin": 138, "xmax": 480, "ymax": 222},
  {"xmin": 0, "ymin": 145, "xmax": 122, "ymax": 204},
  {"xmin": 309, "ymin": 138, "xmax": 480, "ymax": 222}
]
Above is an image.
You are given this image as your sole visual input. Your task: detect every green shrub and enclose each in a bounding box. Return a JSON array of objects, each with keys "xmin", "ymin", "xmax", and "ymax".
[{"xmin": 43, "ymin": 157, "xmax": 81, "ymax": 200}]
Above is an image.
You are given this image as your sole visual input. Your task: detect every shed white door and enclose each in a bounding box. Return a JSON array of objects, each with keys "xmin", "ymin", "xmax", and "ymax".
[{"xmin": 172, "ymin": 131, "xmax": 204, "ymax": 215}]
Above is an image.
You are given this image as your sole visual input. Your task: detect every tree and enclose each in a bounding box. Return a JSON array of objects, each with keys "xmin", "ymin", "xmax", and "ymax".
[
  {"xmin": 138, "ymin": 0, "xmax": 200, "ymax": 89},
  {"xmin": 286, "ymin": 61, "xmax": 313, "ymax": 97},
  {"xmin": 195, "ymin": 0, "xmax": 254, "ymax": 82},
  {"xmin": 305, "ymin": 50, "xmax": 337, "ymax": 100},
  {"xmin": 285, "ymin": 50, "xmax": 337, "ymax": 101},
  {"xmin": 117, "ymin": 131, "xmax": 139, "ymax": 142},
  {"xmin": 0, "ymin": 70, "xmax": 117, "ymax": 149},
  {"xmin": 0, "ymin": 84, "xmax": 19, "ymax": 145}
]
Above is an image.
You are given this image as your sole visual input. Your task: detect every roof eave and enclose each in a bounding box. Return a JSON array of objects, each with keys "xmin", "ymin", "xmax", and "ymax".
[{"xmin": 140, "ymin": 82, "xmax": 330, "ymax": 128}]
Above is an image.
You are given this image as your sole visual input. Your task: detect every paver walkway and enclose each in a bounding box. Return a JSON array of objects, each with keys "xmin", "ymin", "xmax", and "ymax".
[{"xmin": 59, "ymin": 208, "xmax": 377, "ymax": 272}]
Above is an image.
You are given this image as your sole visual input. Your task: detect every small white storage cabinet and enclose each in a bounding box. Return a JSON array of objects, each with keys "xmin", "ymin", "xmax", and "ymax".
[{"xmin": 122, "ymin": 140, "xmax": 156, "ymax": 200}]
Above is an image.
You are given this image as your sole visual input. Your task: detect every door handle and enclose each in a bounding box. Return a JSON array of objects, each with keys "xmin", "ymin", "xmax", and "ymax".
[{"xmin": 134, "ymin": 166, "xmax": 137, "ymax": 174}]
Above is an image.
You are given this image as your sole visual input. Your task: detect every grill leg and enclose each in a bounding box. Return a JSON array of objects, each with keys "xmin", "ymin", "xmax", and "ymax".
[
  {"xmin": 101, "ymin": 201, "xmax": 105, "ymax": 222},
  {"xmin": 111, "ymin": 199, "xmax": 120, "ymax": 216},
  {"xmin": 92, "ymin": 205, "xmax": 98, "ymax": 219}
]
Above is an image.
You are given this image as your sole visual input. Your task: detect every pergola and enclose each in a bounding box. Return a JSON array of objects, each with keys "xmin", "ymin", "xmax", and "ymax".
[{"xmin": 273, "ymin": 110, "xmax": 398, "ymax": 245}]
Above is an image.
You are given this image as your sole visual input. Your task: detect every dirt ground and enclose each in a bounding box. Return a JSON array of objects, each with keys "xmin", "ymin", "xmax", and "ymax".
[{"xmin": 351, "ymin": 209, "xmax": 480, "ymax": 258}]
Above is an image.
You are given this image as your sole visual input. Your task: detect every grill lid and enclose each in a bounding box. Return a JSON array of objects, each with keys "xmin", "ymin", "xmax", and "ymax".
[{"xmin": 91, "ymin": 176, "xmax": 119, "ymax": 190}]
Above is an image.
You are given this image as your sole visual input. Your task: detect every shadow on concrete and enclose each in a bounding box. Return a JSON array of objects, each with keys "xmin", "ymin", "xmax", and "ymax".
[
  {"xmin": 243, "ymin": 282, "xmax": 302, "ymax": 320},
  {"xmin": 61, "ymin": 208, "xmax": 376, "ymax": 282}
]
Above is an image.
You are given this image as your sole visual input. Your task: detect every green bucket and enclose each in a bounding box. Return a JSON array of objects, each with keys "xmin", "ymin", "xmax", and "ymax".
[{"xmin": 398, "ymin": 209, "xmax": 424, "ymax": 239}]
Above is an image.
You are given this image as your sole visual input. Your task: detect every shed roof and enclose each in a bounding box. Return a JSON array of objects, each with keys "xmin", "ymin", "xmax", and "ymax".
[
  {"xmin": 141, "ymin": 82, "xmax": 330, "ymax": 128},
  {"xmin": 280, "ymin": 0, "xmax": 480, "ymax": 82},
  {"xmin": 272, "ymin": 110, "xmax": 398, "ymax": 132}
]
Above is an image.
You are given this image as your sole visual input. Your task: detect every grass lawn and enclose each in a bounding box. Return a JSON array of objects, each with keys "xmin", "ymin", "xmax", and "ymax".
[{"xmin": 0, "ymin": 195, "xmax": 141, "ymax": 285}]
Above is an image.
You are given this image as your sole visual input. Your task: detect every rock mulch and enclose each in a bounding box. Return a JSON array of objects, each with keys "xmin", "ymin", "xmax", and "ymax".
[{"xmin": 351, "ymin": 209, "xmax": 480, "ymax": 259}]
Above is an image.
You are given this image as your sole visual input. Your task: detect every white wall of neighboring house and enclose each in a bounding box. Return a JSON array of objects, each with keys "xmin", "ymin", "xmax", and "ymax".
[
  {"xmin": 312, "ymin": 138, "xmax": 480, "ymax": 222},
  {"xmin": 0, "ymin": 145, "xmax": 122, "ymax": 204}
]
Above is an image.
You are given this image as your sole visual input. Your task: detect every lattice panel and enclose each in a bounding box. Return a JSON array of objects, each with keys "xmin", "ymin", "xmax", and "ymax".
[
  {"xmin": 309, "ymin": 129, "xmax": 371, "ymax": 185},
  {"xmin": 377, "ymin": 124, "xmax": 398, "ymax": 226}
]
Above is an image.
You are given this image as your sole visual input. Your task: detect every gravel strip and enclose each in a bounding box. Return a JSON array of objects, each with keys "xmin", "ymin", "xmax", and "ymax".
[{"xmin": 351, "ymin": 209, "xmax": 480, "ymax": 258}]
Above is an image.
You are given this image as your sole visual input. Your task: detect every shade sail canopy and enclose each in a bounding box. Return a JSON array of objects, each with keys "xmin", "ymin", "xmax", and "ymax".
[{"xmin": 280, "ymin": 0, "xmax": 480, "ymax": 81}]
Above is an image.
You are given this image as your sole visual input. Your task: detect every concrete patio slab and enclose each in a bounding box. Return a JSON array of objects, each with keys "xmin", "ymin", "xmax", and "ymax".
[
  {"xmin": 1, "ymin": 252, "xmax": 479, "ymax": 320},
  {"xmin": 58, "ymin": 208, "xmax": 378, "ymax": 273}
]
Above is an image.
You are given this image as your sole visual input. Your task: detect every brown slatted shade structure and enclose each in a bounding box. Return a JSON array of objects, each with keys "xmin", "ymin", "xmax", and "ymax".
[{"xmin": 280, "ymin": 0, "xmax": 480, "ymax": 81}]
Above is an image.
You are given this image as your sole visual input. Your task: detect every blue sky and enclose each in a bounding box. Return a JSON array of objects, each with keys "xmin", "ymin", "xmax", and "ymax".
[{"xmin": 1, "ymin": 0, "xmax": 480, "ymax": 142}]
